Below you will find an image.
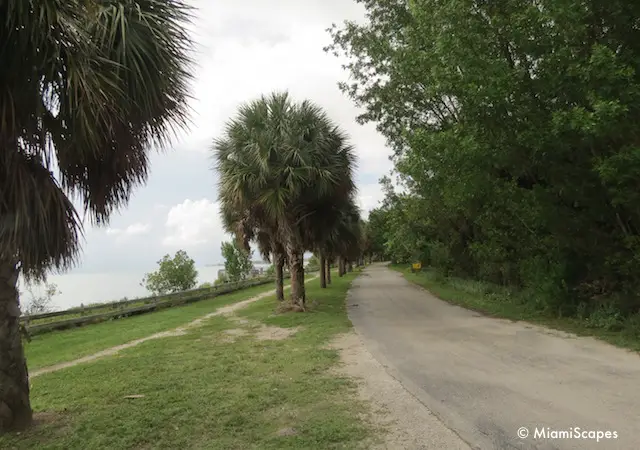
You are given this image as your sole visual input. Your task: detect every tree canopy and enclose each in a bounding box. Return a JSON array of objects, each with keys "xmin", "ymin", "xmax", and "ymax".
[
  {"xmin": 221, "ymin": 240, "xmax": 254, "ymax": 283},
  {"xmin": 213, "ymin": 91, "xmax": 360, "ymax": 307},
  {"xmin": 329, "ymin": 0, "xmax": 640, "ymax": 317},
  {"xmin": 142, "ymin": 250, "xmax": 199, "ymax": 295}
]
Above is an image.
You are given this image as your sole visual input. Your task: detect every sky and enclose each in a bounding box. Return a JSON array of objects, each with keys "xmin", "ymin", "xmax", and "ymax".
[{"xmin": 68, "ymin": 0, "xmax": 393, "ymax": 274}]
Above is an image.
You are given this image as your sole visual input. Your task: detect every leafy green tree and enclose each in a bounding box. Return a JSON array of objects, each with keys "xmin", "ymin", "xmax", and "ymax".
[
  {"xmin": 142, "ymin": 251, "xmax": 198, "ymax": 295},
  {"xmin": 306, "ymin": 255, "xmax": 320, "ymax": 272},
  {"xmin": 214, "ymin": 92, "xmax": 356, "ymax": 307},
  {"xmin": 330, "ymin": 0, "xmax": 640, "ymax": 318},
  {"xmin": 221, "ymin": 240, "xmax": 254, "ymax": 283},
  {"xmin": 0, "ymin": 0, "xmax": 192, "ymax": 430},
  {"xmin": 265, "ymin": 264, "xmax": 276, "ymax": 277}
]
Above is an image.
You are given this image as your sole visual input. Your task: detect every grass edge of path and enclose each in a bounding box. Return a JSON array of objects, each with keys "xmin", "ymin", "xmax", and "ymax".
[
  {"xmin": 390, "ymin": 264, "xmax": 640, "ymax": 352},
  {"xmin": 1, "ymin": 269, "xmax": 379, "ymax": 450}
]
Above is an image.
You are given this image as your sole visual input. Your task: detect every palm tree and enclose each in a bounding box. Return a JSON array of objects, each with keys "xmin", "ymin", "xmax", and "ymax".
[
  {"xmin": 219, "ymin": 203, "xmax": 287, "ymax": 301},
  {"xmin": 297, "ymin": 130, "xmax": 357, "ymax": 289},
  {"xmin": 317, "ymin": 198, "xmax": 362, "ymax": 280},
  {"xmin": 214, "ymin": 92, "xmax": 354, "ymax": 307},
  {"xmin": 0, "ymin": 0, "xmax": 192, "ymax": 430}
]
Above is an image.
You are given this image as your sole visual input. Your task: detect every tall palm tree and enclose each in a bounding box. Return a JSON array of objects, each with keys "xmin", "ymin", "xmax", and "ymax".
[
  {"xmin": 213, "ymin": 92, "xmax": 353, "ymax": 307},
  {"xmin": 0, "ymin": 0, "xmax": 192, "ymax": 430},
  {"xmin": 298, "ymin": 129, "xmax": 357, "ymax": 289},
  {"xmin": 314, "ymin": 198, "xmax": 361, "ymax": 280},
  {"xmin": 219, "ymin": 203, "xmax": 287, "ymax": 301}
]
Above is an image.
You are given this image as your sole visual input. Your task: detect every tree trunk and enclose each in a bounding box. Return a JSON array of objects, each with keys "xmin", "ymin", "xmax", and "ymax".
[
  {"xmin": 347, "ymin": 261, "xmax": 353, "ymax": 272},
  {"xmin": 338, "ymin": 257, "xmax": 345, "ymax": 277},
  {"xmin": 319, "ymin": 253, "xmax": 327, "ymax": 288},
  {"xmin": 287, "ymin": 247, "xmax": 305, "ymax": 307},
  {"xmin": 326, "ymin": 258, "xmax": 332, "ymax": 285},
  {"xmin": 274, "ymin": 252, "xmax": 285, "ymax": 301},
  {"xmin": 0, "ymin": 259, "xmax": 32, "ymax": 431}
]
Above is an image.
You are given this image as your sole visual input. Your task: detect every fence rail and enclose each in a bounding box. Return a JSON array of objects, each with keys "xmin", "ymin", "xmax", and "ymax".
[
  {"xmin": 22, "ymin": 275, "xmax": 287, "ymax": 336},
  {"xmin": 21, "ymin": 276, "xmax": 279, "ymax": 322}
]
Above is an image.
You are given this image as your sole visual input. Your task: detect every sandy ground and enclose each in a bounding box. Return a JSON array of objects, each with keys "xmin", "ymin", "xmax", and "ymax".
[
  {"xmin": 31, "ymin": 277, "xmax": 315, "ymax": 378},
  {"xmin": 347, "ymin": 264, "xmax": 640, "ymax": 450}
]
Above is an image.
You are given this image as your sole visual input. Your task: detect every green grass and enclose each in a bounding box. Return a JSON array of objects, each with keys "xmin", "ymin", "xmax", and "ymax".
[
  {"xmin": 25, "ymin": 282, "xmax": 287, "ymax": 370},
  {"xmin": 2, "ymin": 271, "xmax": 375, "ymax": 449},
  {"xmin": 391, "ymin": 264, "xmax": 640, "ymax": 352},
  {"xmin": 25, "ymin": 278, "xmax": 278, "ymax": 327}
]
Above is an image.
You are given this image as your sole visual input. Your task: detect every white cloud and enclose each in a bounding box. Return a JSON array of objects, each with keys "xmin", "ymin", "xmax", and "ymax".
[
  {"xmin": 357, "ymin": 184, "xmax": 387, "ymax": 218},
  {"xmin": 177, "ymin": 0, "xmax": 393, "ymax": 179},
  {"xmin": 106, "ymin": 222, "xmax": 151, "ymax": 237},
  {"xmin": 163, "ymin": 198, "xmax": 229, "ymax": 248}
]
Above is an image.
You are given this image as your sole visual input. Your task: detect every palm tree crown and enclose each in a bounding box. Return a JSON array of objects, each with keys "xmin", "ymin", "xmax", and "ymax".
[
  {"xmin": 213, "ymin": 91, "xmax": 358, "ymax": 305},
  {"xmin": 1, "ymin": 0, "xmax": 193, "ymax": 279}
]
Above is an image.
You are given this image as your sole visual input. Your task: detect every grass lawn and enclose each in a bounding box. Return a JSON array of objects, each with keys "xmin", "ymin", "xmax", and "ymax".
[
  {"xmin": 391, "ymin": 264, "xmax": 640, "ymax": 352},
  {"xmin": 2, "ymin": 271, "xmax": 374, "ymax": 449},
  {"xmin": 25, "ymin": 281, "xmax": 289, "ymax": 371}
]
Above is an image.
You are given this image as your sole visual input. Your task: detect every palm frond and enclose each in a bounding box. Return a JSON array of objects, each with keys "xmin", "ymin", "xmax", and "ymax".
[
  {"xmin": 0, "ymin": 151, "xmax": 81, "ymax": 280},
  {"xmin": 0, "ymin": 0, "xmax": 194, "ymax": 276},
  {"xmin": 212, "ymin": 90, "xmax": 359, "ymax": 259}
]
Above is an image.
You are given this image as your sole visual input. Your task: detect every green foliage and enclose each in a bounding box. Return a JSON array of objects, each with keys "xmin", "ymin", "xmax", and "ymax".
[
  {"xmin": 142, "ymin": 250, "xmax": 198, "ymax": 295},
  {"xmin": 329, "ymin": 0, "xmax": 640, "ymax": 322},
  {"xmin": 0, "ymin": 0, "xmax": 193, "ymax": 279},
  {"xmin": 306, "ymin": 255, "xmax": 320, "ymax": 271},
  {"xmin": 221, "ymin": 241, "xmax": 254, "ymax": 283},
  {"xmin": 264, "ymin": 264, "xmax": 276, "ymax": 277},
  {"xmin": 213, "ymin": 91, "xmax": 360, "ymax": 303}
]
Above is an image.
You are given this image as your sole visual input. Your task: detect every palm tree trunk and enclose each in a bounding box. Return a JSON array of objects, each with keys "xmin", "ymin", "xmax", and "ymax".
[
  {"xmin": 338, "ymin": 257, "xmax": 345, "ymax": 277},
  {"xmin": 319, "ymin": 253, "xmax": 327, "ymax": 288},
  {"xmin": 347, "ymin": 261, "xmax": 353, "ymax": 272},
  {"xmin": 0, "ymin": 259, "xmax": 32, "ymax": 431},
  {"xmin": 326, "ymin": 259, "xmax": 332, "ymax": 285},
  {"xmin": 286, "ymin": 247, "xmax": 305, "ymax": 307},
  {"xmin": 274, "ymin": 252, "xmax": 285, "ymax": 301}
]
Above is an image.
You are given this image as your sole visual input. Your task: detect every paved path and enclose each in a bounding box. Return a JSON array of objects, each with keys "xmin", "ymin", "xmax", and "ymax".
[{"xmin": 347, "ymin": 264, "xmax": 640, "ymax": 449}]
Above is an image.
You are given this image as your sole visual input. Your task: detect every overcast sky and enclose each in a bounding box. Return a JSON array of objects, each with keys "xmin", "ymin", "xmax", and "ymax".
[{"xmin": 71, "ymin": 0, "xmax": 392, "ymax": 274}]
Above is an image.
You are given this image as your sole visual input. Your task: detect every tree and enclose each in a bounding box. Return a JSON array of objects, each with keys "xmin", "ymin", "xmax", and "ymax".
[
  {"xmin": 330, "ymin": 0, "xmax": 640, "ymax": 318},
  {"xmin": 306, "ymin": 255, "xmax": 320, "ymax": 272},
  {"xmin": 214, "ymin": 92, "xmax": 356, "ymax": 308},
  {"xmin": 312, "ymin": 197, "xmax": 361, "ymax": 281},
  {"xmin": 0, "ymin": 0, "xmax": 192, "ymax": 430},
  {"xmin": 221, "ymin": 240, "xmax": 254, "ymax": 283},
  {"xmin": 218, "ymin": 203, "xmax": 287, "ymax": 301},
  {"xmin": 142, "ymin": 251, "xmax": 198, "ymax": 296},
  {"xmin": 20, "ymin": 283, "xmax": 60, "ymax": 316}
]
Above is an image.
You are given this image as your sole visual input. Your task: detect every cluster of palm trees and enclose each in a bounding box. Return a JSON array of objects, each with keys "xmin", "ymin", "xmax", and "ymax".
[{"xmin": 213, "ymin": 92, "xmax": 364, "ymax": 308}]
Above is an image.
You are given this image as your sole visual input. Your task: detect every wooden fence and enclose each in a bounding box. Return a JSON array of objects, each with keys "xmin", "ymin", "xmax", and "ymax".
[{"xmin": 22, "ymin": 276, "xmax": 286, "ymax": 337}]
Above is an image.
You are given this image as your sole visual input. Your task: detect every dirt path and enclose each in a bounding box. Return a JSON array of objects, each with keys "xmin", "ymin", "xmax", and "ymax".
[
  {"xmin": 31, "ymin": 278, "xmax": 316, "ymax": 378},
  {"xmin": 347, "ymin": 264, "xmax": 640, "ymax": 449}
]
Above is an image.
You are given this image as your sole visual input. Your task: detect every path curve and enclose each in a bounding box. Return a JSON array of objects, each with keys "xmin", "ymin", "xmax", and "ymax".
[
  {"xmin": 31, "ymin": 277, "xmax": 316, "ymax": 378},
  {"xmin": 347, "ymin": 264, "xmax": 640, "ymax": 450}
]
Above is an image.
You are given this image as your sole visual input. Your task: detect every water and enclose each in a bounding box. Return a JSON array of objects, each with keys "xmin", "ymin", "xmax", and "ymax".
[{"xmin": 19, "ymin": 264, "xmax": 271, "ymax": 312}]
